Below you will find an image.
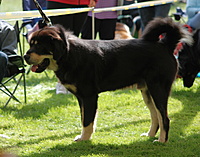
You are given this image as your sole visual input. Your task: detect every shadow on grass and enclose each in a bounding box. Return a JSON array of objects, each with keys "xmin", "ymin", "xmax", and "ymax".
[
  {"xmin": 11, "ymin": 90, "xmax": 140, "ymax": 120},
  {"xmin": 12, "ymin": 119, "xmax": 149, "ymax": 148},
  {"xmin": 19, "ymin": 133, "xmax": 200, "ymax": 157},
  {"xmin": 1, "ymin": 96, "xmax": 76, "ymax": 121},
  {"xmin": 170, "ymin": 86, "xmax": 200, "ymax": 137},
  {"xmin": 2, "ymin": 92, "xmax": 77, "ymax": 119}
]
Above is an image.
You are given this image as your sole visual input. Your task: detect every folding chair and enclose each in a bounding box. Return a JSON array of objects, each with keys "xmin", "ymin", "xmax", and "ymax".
[{"xmin": 0, "ymin": 21, "xmax": 27, "ymax": 108}]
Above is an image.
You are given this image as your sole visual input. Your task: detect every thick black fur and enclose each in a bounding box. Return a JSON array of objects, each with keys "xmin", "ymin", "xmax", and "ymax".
[
  {"xmin": 178, "ymin": 29, "xmax": 200, "ymax": 88},
  {"xmin": 24, "ymin": 18, "xmax": 191, "ymax": 143}
]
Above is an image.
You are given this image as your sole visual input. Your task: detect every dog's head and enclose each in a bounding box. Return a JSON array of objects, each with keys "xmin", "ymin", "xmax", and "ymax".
[
  {"xmin": 178, "ymin": 59, "xmax": 199, "ymax": 88},
  {"xmin": 178, "ymin": 30, "xmax": 200, "ymax": 88},
  {"xmin": 24, "ymin": 25, "xmax": 68, "ymax": 73}
]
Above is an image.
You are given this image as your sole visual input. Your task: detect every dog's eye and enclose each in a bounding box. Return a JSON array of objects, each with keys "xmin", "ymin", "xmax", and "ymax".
[{"xmin": 30, "ymin": 40, "xmax": 34, "ymax": 45}]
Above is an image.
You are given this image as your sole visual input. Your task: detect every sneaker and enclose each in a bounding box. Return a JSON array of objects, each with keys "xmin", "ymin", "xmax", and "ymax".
[{"xmin": 56, "ymin": 82, "xmax": 69, "ymax": 94}]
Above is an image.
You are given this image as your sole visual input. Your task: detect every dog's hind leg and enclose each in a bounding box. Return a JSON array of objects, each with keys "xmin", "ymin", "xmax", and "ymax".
[
  {"xmin": 146, "ymin": 83, "xmax": 170, "ymax": 143},
  {"xmin": 74, "ymin": 95, "xmax": 98, "ymax": 142},
  {"xmin": 140, "ymin": 86, "xmax": 159, "ymax": 138}
]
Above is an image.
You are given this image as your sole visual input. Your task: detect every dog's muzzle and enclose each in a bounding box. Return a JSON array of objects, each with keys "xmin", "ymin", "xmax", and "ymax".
[{"xmin": 24, "ymin": 54, "xmax": 50, "ymax": 73}]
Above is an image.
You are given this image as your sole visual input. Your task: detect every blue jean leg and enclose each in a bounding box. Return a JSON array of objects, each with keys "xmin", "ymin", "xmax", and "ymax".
[
  {"xmin": 188, "ymin": 13, "xmax": 200, "ymax": 30},
  {"xmin": 154, "ymin": 4, "xmax": 171, "ymax": 17},
  {"xmin": 138, "ymin": 3, "xmax": 171, "ymax": 30},
  {"xmin": 0, "ymin": 51, "xmax": 8, "ymax": 83}
]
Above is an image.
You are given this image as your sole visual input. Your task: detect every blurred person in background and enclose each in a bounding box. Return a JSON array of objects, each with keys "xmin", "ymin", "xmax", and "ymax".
[
  {"xmin": 81, "ymin": 0, "xmax": 123, "ymax": 40},
  {"xmin": 22, "ymin": 0, "xmax": 47, "ymax": 31},
  {"xmin": 47, "ymin": 0, "xmax": 98, "ymax": 37},
  {"xmin": 137, "ymin": 0, "xmax": 171, "ymax": 30},
  {"xmin": 186, "ymin": 0, "xmax": 200, "ymax": 30},
  {"xmin": 0, "ymin": 20, "xmax": 17, "ymax": 83}
]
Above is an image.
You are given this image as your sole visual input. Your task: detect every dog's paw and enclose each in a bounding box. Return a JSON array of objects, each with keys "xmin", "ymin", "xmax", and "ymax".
[
  {"xmin": 74, "ymin": 135, "xmax": 91, "ymax": 142},
  {"xmin": 153, "ymin": 139, "xmax": 160, "ymax": 143},
  {"xmin": 153, "ymin": 139, "xmax": 166, "ymax": 143},
  {"xmin": 153, "ymin": 138, "xmax": 167, "ymax": 143},
  {"xmin": 141, "ymin": 132, "xmax": 156, "ymax": 137}
]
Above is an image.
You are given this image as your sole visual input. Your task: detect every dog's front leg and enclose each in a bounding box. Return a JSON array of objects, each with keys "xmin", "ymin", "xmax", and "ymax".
[{"xmin": 74, "ymin": 95, "xmax": 98, "ymax": 142}]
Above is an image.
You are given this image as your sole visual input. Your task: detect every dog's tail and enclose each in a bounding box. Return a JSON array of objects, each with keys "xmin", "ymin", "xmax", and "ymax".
[{"xmin": 141, "ymin": 17, "xmax": 193, "ymax": 53}]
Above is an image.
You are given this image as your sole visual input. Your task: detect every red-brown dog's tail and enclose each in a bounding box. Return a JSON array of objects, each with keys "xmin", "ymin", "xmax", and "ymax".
[{"xmin": 141, "ymin": 17, "xmax": 193, "ymax": 53}]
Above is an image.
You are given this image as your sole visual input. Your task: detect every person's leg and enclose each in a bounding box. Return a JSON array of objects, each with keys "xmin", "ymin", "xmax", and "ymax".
[
  {"xmin": 138, "ymin": 6, "xmax": 155, "ymax": 30},
  {"xmin": 48, "ymin": 1, "xmax": 88, "ymax": 36},
  {"xmin": 51, "ymin": 14, "xmax": 74, "ymax": 31},
  {"xmin": 47, "ymin": 1, "xmax": 74, "ymax": 31},
  {"xmin": 81, "ymin": 17, "xmax": 101, "ymax": 39},
  {"xmin": 81, "ymin": 16, "xmax": 93, "ymax": 39},
  {"xmin": 0, "ymin": 52, "xmax": 8, "ymax": 83},
  {"xmin": 188, "ymin": 13, "xmax": 200, "ymax": 30},
  {"xmin": 155, "ymin": 3, "xmax": 171, "ymax": 17},
  {"xmin": 99, "ymin": 19, "xmax": 117, "ymax": 40},
  {"xmin": 73, "ymin": 11, "xmax": 89, "ymax": 37}
]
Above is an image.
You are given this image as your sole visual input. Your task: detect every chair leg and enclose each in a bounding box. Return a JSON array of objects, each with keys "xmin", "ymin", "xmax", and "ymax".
[
  {"xmin": 23, "ymin": 73, "xmax": 27, "ymax": 103},
  {"xmin": 3, "ymin": 75, "xmax": 23, "ymax": 108},
  {"xmin": 0, "ymin": 86, "xmax": 20, "ymax": 103}
]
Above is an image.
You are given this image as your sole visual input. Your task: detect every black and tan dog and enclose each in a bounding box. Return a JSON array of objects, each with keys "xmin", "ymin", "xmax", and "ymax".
[{"xmin": 24, "ymin": 18, "xmax": 192, "ymax": 143}]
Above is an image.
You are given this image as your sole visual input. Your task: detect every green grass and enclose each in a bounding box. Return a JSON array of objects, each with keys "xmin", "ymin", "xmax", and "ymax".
[
  {"xmin": 1, "ymin": 1, "xmax": 200, "ymax": 157},
  {"xmin": 1, "ymin": 72, "xmax": 200, "ymax": 157},
  {"xmin": 0, "ymin": 0, "xmax": 22, "ymax": 12}
]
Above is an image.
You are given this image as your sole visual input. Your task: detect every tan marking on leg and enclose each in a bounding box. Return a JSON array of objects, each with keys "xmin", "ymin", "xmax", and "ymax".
[
  {"xmin": 140, "ymin": 85, "xmax": 159, "ymax": 137},
  {"xmin": 81, "ymin": 123, "xmax": 94, "ymax": 140},
  {"xmin": 74, "ymin": 106, "xmax": 98, "ymax": 141},
  {"xmin": 74, "ymin": 123, "xmax": 94, "ymax": 141},
  {"xmin": 154, "ymin": 110, "xmax": 166, "ymax": 143}
]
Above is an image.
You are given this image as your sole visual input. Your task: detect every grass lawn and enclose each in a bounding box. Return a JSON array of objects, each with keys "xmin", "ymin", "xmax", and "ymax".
[
  {"xmin": 1, "ymin": 1, "xmax": 200, "ymax": 157},
  {"xmin": 1, "ymin": 72, "xmax": 200, "ymax": 157}
]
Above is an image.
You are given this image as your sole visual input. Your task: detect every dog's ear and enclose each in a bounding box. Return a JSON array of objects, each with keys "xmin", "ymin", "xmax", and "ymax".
[
  {"xmin": 50, "ymin": 26, "xmax": 68, "ymax": 61},
  {"xmin": 52, "ymin": 39, "xmax": 67, "ymax": 60},
  {"xmin": 54, "ymin": 24, "xmax": 68, "ymax": 41}
]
